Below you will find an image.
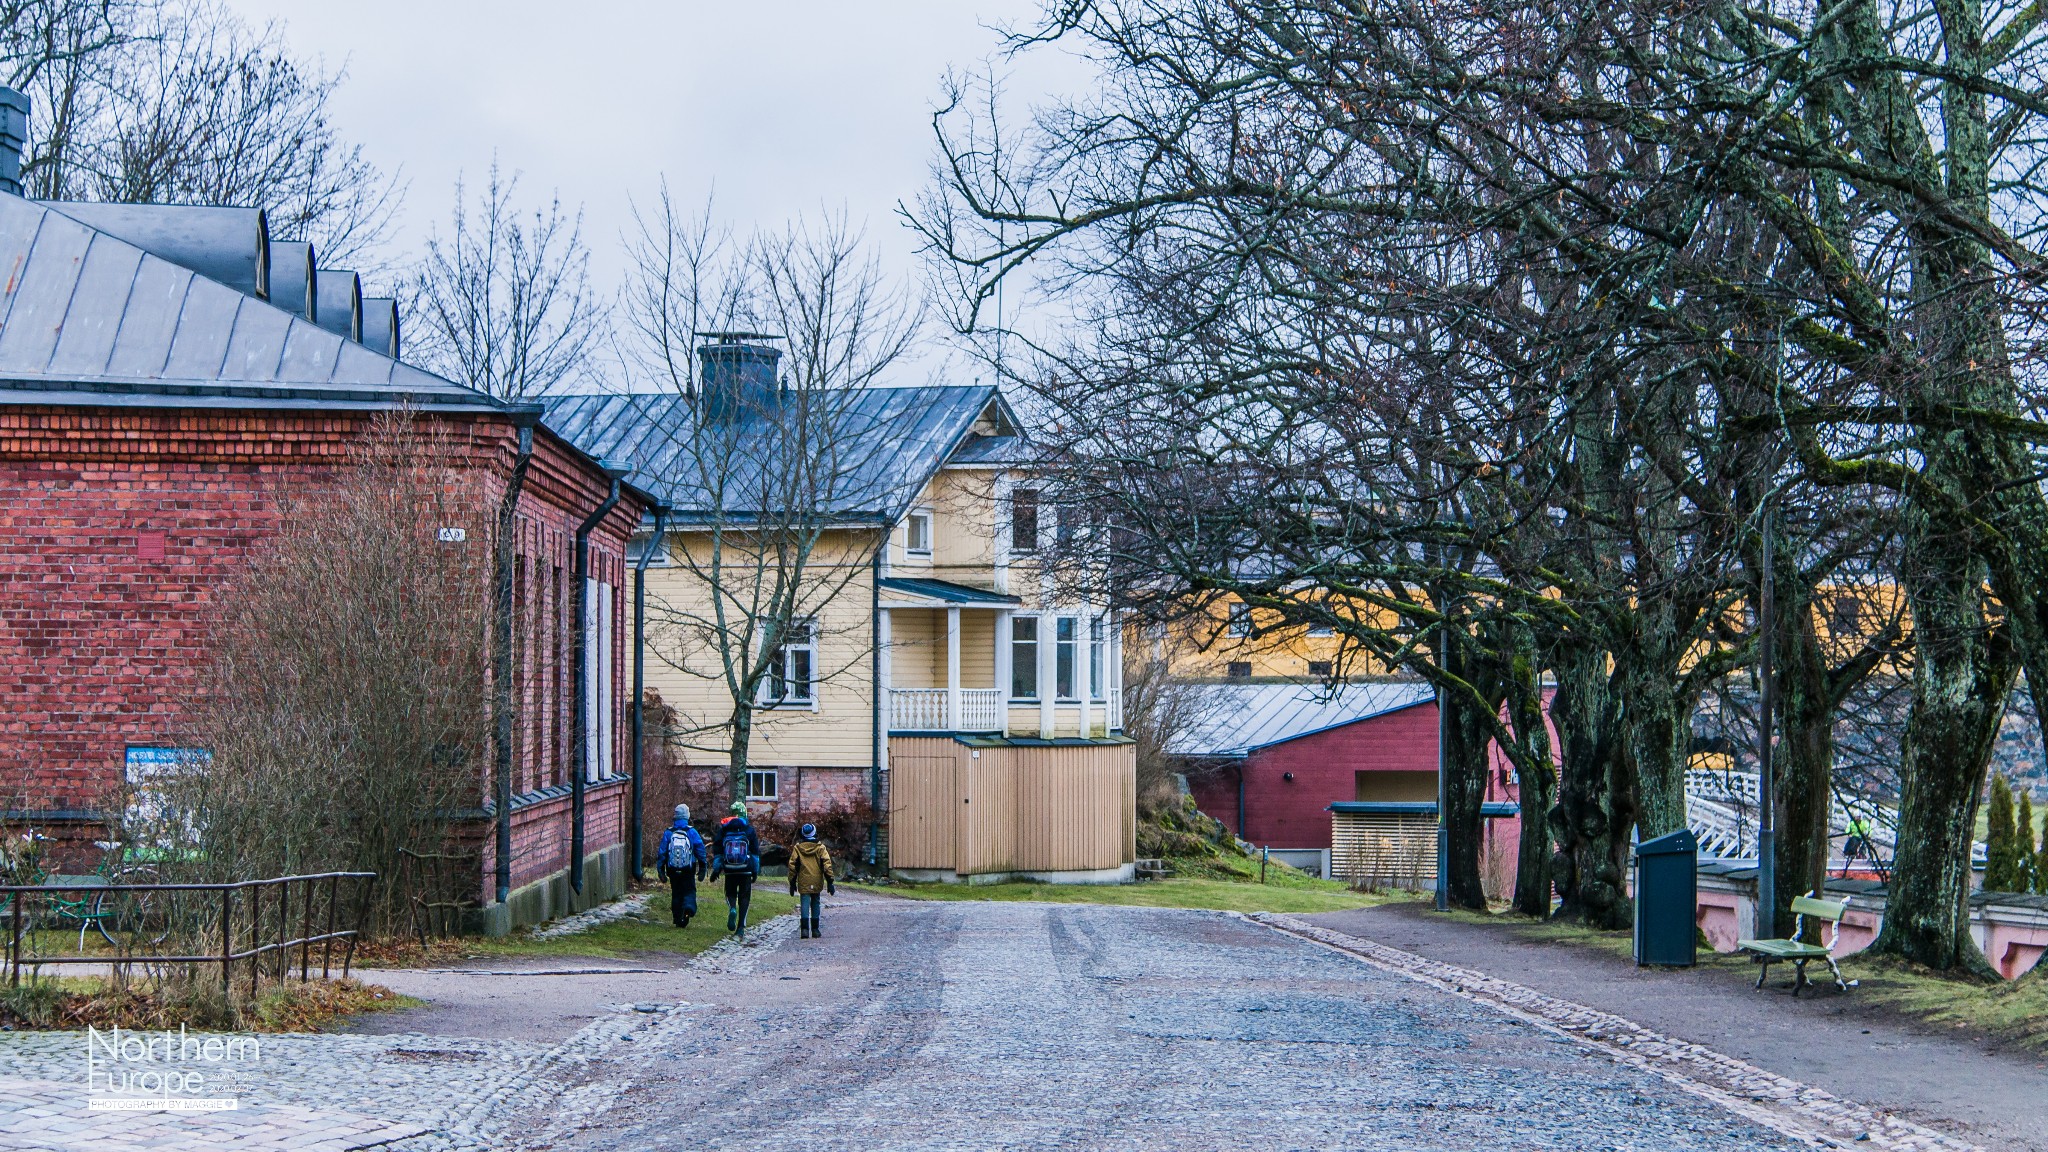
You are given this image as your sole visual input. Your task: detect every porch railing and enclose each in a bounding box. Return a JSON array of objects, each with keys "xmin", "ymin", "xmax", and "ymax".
[{"xmin": 889, "ymin": 688, "xmax": 1003, "ymax": 732}]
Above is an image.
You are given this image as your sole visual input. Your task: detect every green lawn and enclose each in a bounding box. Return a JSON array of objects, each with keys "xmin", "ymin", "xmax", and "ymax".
[{"xmin": 856, "ymin": 854, "xmax": 1391, "ymax": 915}]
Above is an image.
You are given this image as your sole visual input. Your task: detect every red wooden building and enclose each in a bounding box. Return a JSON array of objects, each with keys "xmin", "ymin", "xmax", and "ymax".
[
  {"xmin": 1177, "ymin": 682, "xmax": 1523, "ymax": 892},
  {"xmin": 0, "ymin": 186, "xmax": 649, "ymax": 932}
]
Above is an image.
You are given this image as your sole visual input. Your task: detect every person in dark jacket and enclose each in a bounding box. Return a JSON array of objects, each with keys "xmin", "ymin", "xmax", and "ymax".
[
  {"xmin": 709, "ymin": 801, "xmax": 761, "ymax": 938},
  {"xmin": 655, "ymin": 805, "xmax": 707, "ymax": 928},
  {"xmin": 787, "ymin": 824, "xmax": 836, "ymax": 939}
]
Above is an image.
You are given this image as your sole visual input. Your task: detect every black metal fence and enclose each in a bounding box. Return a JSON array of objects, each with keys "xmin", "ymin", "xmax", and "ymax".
[{"xmin": 2, "ymin": 872, "xmax": 376, "ymax": 992}]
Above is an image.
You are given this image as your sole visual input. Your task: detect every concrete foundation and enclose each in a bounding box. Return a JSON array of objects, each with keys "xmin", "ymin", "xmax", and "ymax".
[
  {"xmin": 471, "ymin": 845, "xmax": 627, "ymax": 937},
  {"xmin": 893, "ymin": 863, "xmax": 1137, "ymax": 886}
]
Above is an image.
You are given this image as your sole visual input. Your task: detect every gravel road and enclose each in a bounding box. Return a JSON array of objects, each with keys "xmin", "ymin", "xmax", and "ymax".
[{"xmin": 509, "ymin": 899, "xmax": 1810, "ymax": 1151}]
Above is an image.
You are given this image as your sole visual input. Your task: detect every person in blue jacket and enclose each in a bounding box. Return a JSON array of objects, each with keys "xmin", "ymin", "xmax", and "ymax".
[
  {"xmin": 656, "ymin": 805, "xmax": 708, "ymax": 929},
  {"xmin": 709, "ymin": 801, "xmax": 762, "ymax": 938}
]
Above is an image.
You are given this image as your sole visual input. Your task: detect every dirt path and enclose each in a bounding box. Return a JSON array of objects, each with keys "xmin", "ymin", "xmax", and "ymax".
[{"xmin": 1307, "ymin": 901, "xmax": 2048, "ymax": 1152}]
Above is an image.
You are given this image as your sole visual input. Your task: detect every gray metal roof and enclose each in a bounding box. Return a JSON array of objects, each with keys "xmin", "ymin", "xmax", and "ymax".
[
  {"xmin": 1166, "ymin": 680, "xmax": 1435, "ymax": 758},
  {"xmin": 948, "ymin": 433, "xmax": 1035, "ymax": 465},
  {"xmin": 0, "ymin": 195, "xmax": 497, "ymax": 413},
  {"xmin": 878, "ymin": 576, "xmax": 1021, "ymax": 605},
  {"xmin": 542, "ymin": 386, "xmax": 1010, "ymax": 521}
]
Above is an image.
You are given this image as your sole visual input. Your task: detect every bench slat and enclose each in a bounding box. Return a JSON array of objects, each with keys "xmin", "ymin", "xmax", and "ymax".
[
  {"xmin": 1789, "ymin": 895, "xmax": 1848, "ymax": 921},
  {"xmin": 1737, "ymin": 938, "xmax": 1831, "ymax": 959}
]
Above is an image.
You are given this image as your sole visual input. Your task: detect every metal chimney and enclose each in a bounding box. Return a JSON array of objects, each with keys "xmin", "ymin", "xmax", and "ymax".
[
  {"xmin": 0, "ymin": 87, "xmax": 29, "ymax": 197},
  {"xmin": 696, "ymin": 333, "xmax": 782, "ymax": 423}
]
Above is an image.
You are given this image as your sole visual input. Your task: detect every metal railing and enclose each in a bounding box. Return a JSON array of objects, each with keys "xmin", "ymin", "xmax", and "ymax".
[{"xmin": 3, "ymin": 872, "xmax": 376, "ymax": 993}]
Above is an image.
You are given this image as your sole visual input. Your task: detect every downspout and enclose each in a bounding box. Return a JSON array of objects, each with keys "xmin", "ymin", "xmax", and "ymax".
[
  {"xmin": 493, "ymin": 407, "xmax": 542, "ymax": 907},
  {"xmin": 571, "ymin": 465, "xmax": 626, "ymax": 894},
  {"xmin": 869, "ymin": 544, "xmax": 884, "ymax": 867},
  {"xmin": 630, "ymin": 503, "xmax": 670, "ymax": 880}
]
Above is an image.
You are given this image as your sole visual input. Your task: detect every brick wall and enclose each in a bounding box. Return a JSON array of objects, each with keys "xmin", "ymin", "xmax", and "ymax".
[{"xmin": 0, "ymin": 404, "xmax": 644, "ymax": 910}]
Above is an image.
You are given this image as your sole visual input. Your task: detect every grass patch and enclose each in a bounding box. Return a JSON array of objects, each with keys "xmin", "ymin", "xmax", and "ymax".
[
  {"xmin": 356, "ymin": 884, "xmax": 799, "ymax": 966},
  {"xmin": 858, "ymin": 854, "xmax": 1392, "ymax": 915},
  {"xmin": 0, "ymin": 975, "xmax": 414, "ymax": 1032}
]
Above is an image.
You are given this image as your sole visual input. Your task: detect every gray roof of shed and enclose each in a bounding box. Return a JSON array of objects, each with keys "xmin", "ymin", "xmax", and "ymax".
[
  {"xmin": 1166, "ymin": 680, "xmax": 1436, "ymax": 758},
  {"xmin": 0, "ymin": 195, "xmax": 499, "ymax": 412},
  {"xmin": 543, "ymin": 386, "xmax": 1013, "ymax": 520}
]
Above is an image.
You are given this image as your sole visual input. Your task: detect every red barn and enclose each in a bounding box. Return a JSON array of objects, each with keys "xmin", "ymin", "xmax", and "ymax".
[
  {"xmin": 1177, "ymin": 682, "xmax": 1523, "ymax": 892},
  {"xmin": 0, "ymin": 189, "xmax": 650, "ymax": 933}
]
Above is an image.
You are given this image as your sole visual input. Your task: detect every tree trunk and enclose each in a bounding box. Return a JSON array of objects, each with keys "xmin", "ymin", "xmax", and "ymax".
[
  {"xmin": 1873, "ymin": 545, "xmax": 2011, "ymax": 973},
  {"xmin": 1773, "ymin": 585, "xmax": 1834, "ymax": 941},
  {"xmin": 1507, "ymin": 637, "xmax": 1557, "ymax": 918},
  {"xmin": 1618, "ymin": 628, "xmax": 1693, "ymax": 842},
  {"xmin": 1440, "ymin": 648, "xmax": 1493, "ymax": 910},
  {"xmin": 1548, "ymin": 641, "xmax": 1634, "ymax": 928},
  {"xmin": 727, "ymin": 700, "xmax": 754, "ymax": 806}
]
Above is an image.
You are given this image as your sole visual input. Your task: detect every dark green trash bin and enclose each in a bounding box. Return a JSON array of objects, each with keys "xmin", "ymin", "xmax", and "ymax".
[{"xmin": 1633, "ymin": 828, "xmax": 1697, "ymax": 967}]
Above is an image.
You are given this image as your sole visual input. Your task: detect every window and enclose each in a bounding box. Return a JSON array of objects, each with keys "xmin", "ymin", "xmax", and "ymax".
[
  {"xmin": 1089, "ymin": 617, "xmax": 1107, "ymax": 699},
  {"xmin": 583, "ymin": 579, "xmax": 615, "ymax": 781},
  {"xmin": 765, "ymin": 619, "xmax": 816, "ymax": 705},
  {"xmin": 1306, "ymin": 620, "xmax": 1334, "ymax": 637},
  {"xmin": 745, "ymin": 768, "xmax": 779, "ymax": 802},
  {"xmin": 626, "ymin": 528, "xmax": 668, "ymax": 566},
  {"xmin": 1056, "ymin": 617, "xmax": 1078, "ymax": 699},
  {"xmin": 1010, "ymin": 617, "xmax": 1039, "ymax": 699},
  {"xmin": 1011, "ymin": 488, "xmax": 1040, "ymax": 553},
  {"xmin": 1830, "ymin": 593, "xmax": 1864, "ymax": 633},
  {"xmin": 1226, "ymin": 602, "xmax": 1253, "ymax": 637},
  {"xmin": 905, "ymin": 510, "xmax": 933, "ymax": 556},
  {"xmin": 1307, "ymin": 660, "xmax": 1333, "ymax": 678},
  {"xmin": 1226, "ymin": 661, "xmax": 1253, "ymax": 678}
]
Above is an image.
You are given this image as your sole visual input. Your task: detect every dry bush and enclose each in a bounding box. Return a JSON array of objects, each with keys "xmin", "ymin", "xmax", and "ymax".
[
  {"xmin": 1122, "ymin": 657, "xmax": 1224, "ymax": 810},
  {"xmin": 149, "ymin": 411, "xmax": 493, "ymax": 931}
]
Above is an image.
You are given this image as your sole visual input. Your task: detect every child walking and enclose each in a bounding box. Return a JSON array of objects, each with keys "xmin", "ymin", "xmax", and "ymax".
[{"xmin": 787, "ymin": 823, "xmax": 836, "ymax": 939}]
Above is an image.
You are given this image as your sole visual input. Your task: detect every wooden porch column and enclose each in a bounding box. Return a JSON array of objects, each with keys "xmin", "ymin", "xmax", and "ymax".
[
  {"xmin": 994, "ymin": 610, "xmax": 1013, "ymax": 736},
  {"xmin": 1039, "ymin": 613, "xmax": 1055, "ymax": 739},
  {"xmin": 879, "ymin": 608, "xmax": 894, "ymax": 734},
  {"xmin": 946, "ymin": 606, "xmax": 961, "ymax": 732}
]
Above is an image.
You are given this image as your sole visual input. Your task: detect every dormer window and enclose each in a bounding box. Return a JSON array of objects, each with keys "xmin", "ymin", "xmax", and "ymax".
[{"xmin": 906, "ymin": 510, "xmax": 933, "ymax": 557}]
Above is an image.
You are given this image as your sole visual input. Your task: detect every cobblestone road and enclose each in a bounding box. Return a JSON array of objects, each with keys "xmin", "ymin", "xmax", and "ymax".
[{"xmin": 507, "ymin": 901, "xmax": 1817, "ymax": 1152}]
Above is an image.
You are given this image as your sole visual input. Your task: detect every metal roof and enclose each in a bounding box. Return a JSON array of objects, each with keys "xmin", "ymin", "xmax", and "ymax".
[
  {"xmin": 878, "ymin": 576, "xmax": 1022, "ymax": 605},
  {"xmin": 0, "ymin": 195, "xmax": 498, "ymax": 413},
  {"xmin": 948, "ymin": 433, "xmax": 1034, "ymax": 465},
  {"xmin": 542, "ymin": 386, "xmax": 1011, "ymax": 521},
  {"xmin": 1166, "ymin": 680, "xmax": 1435, "ymax": 758}
]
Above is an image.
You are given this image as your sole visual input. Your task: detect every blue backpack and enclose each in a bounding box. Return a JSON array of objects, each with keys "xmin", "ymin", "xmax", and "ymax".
[{"xmin": 721, "ymin": 828, "xmax": 752, "ymax": 872}]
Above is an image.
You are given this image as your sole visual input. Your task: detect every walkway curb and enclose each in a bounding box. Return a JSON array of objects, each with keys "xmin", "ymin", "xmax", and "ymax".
[{"xmin": 1247, "ymin": 912, "xmax": 1981, "ymax": 1152}]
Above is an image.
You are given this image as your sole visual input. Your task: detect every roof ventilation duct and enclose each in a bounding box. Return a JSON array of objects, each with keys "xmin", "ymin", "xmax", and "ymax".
[
  {"xmin": 314, "ymin": 270, "xmax": 362, "ymax": 341},
  {"xmin": 268, "ymin": 240, "xmax": 315, "ymax": 321},
  {"xmin": 360, "ymin": 297, "xmax": 399, "ymax": 358},
  {"xmin": 46, "ymin": 202, "xmax": 270, "ymax": 300}
]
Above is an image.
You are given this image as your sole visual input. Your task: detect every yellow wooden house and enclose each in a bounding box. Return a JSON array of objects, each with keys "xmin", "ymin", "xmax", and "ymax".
[{"xmin": 545, "ymin": 338, "xmax": 1136, "ymax": 883}]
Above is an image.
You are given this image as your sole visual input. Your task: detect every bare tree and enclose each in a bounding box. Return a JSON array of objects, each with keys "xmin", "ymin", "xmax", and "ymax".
[
  {"xmin": 623, "ymin": 191, "xmax": 921, "ymax": 802},
  {"xmin": 408, "ymin": 161, "xmax": 605, "ymax": 400},
  {"xmin": 159, "ymin": 411, "xmax": 494, "ymax": 929},
  {"xmin": 5, "ymin": 0, "xmax": 399, "ymax": 265}
]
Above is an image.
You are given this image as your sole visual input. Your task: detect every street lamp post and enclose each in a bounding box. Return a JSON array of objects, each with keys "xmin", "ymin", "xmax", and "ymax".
[{"xmin": 1756, "ymin": 507, "xmax": 1778, "ymax": 939}]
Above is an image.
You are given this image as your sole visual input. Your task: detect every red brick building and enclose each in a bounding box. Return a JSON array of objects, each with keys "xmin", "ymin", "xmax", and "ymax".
[
  {"xmin": 0, "ymin": 191, "xmax": 649, "ymax": 932},
  {"xmin": 1177, "ymin": 682, "xmax": 1524, "ymax": 892}
]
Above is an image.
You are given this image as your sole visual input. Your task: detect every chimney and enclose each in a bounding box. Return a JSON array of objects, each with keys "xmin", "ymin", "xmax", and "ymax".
[
  {"xmin": 0, "ymin": 87, "xmax": 29, "ymax": 197},
  {"xmin": 696, "ymin": 333, "xmax": 782, "ymax": 423}
]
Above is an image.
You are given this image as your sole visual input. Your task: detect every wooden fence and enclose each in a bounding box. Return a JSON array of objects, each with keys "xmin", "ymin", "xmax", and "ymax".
[{"xmin": 887, "ymin": 738, "xmax": 1136, "ymax": 876}]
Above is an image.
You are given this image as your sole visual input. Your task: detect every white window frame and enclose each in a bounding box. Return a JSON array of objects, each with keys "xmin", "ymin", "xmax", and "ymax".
[
  {"xmin": 1055, "ymin": 616, "xmax": 1079, "ymax": 700},
  {"xmin": 905, "ymin": 508, "xmax": 934, "ymax": 557},
  {"xmin": 583, "ymin": 579, "xmax": 616, "ymax": 781},
  {"xmin": 763, "ymin": 618, "xmax": 817, "ymax": 708},
  {"xmin": 1010, "ymin": 488, "xmax": 1041, "ymax": 554},
  {"xmin": 1010, "ymin": 615, "xmax": 1040, "ymax": 701},
  {"xmin": 1226, "ymin": 602, "xmax": 1253, "ymax": 638},
  {"xmin": 1089, "ymin": 617, "xmax": 1108, "ymax": 700},
  {"xmin": 1306, "ymin": 620, "xmax": 1334, "ymax": 637},
  {"xmin": 745, "ymin": 768, "xmax": 780, "ymax": 802}
]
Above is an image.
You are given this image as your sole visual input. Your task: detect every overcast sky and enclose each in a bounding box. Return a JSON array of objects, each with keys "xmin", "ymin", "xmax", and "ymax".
[{"xmin": 222, "ymin": 0, "xmax": 1086, "ymax": 383}]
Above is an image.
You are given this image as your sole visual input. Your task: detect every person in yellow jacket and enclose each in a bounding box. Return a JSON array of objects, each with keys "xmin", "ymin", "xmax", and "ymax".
[{"xmin": 787, "ymin": 823, "xmax": 836, "ymax": 939}]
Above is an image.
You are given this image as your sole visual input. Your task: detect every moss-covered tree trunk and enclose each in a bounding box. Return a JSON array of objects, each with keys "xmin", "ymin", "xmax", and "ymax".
[
  {"xmin": 1440, "ymin": 632, "xmax": 1497, "ymax": 910},
  {"xmin": 1548, "ymin": 640, "xmax": 1634, "ymax": 928},
  {"xmin": 1772, "ymin": 591, "xmax": 1835, "ymax": 941},
  {"xmin": 1507, "ymin": 629, "xmax": 1557, "ymax": 917}
]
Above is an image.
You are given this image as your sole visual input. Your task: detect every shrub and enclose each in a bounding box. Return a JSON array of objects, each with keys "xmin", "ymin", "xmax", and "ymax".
[{"xmin": 1987, "ymin": 773, "xmax": 2022, "ymax": 893}]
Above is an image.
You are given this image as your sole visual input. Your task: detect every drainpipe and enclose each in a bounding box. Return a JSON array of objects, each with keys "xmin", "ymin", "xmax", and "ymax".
[
  {"xmin": 869, "ymin": 545, "xmax": 884, "ymax": 867},
  {"xmin": 571, "ymin": 464, "xmax": 626, "ymax": 894},
  {"xmin": 493, "ymin": 406, "xmax": 542, "ymax": 907},
  {"xmin": 630, "ymin": 503, "xmax": 670, "ymax": 880}
]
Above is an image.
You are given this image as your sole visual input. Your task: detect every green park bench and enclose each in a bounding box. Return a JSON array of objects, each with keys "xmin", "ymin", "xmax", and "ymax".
[{"xmin": 1737, "ymin": 891, "xmax": 1859, "ymax": 997}]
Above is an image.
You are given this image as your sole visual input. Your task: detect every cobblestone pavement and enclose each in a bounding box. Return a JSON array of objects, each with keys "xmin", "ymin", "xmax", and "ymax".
[
  {"xmin": 503, "ymin": 901, "xmax": 1842, "ymax": 1152},
  {"xmin": 0, "ymin": 899, "xmax": 1989, "ymax": 1151}
]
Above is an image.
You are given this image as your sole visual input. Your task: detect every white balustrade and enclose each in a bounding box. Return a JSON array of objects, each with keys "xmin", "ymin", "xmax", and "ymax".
[{"xmin": 889, "ymin": 687, "xmax": 1002, "ymax": 732}]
